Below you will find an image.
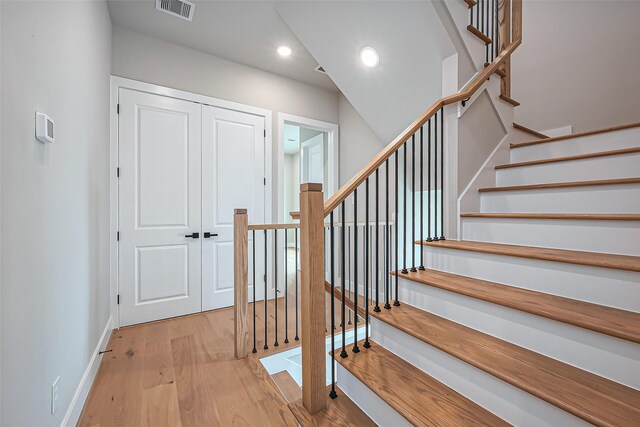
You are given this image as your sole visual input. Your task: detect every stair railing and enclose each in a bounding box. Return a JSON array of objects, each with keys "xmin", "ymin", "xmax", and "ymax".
[
  {"xmin": 233, "ymin": 209, "xmax": 302, "ymax": 358},
  {"xmin": 294, "ymin": 0, "xmax": 523, "ymax": 416}
]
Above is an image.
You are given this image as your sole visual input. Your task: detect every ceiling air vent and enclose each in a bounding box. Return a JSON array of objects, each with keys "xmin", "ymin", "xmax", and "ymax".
[
  {"xmin": 314, "ymin": 65, "xmax": 327, "ymax": 74},
  {"xmin": 156, "ymin": 0, "xmax": 195, "ymax": 22}
]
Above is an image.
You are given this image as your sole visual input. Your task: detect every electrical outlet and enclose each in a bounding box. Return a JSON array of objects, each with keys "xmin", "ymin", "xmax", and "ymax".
[{"xmin": 51, "ymin": 377, "xmax": 60, "ymax": 414}]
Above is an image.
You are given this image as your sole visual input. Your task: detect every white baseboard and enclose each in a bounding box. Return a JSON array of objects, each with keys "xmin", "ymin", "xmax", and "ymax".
[{"xmin": 61, "ymin": 316, "xmax": 113, "ymax": 427}]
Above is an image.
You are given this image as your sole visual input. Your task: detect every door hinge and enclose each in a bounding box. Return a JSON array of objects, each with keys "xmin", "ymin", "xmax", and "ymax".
[
  {"xmin": 117, "ymin": 104, "xmax": 120, "ymax": 114},
  {"xmin": 263, "ymin": 129, "xmax": 266, "ymax": 138},
  {"xmin": 117, "ymin": 231, "xmax": 120, "ymax": 241},
  {"xmin": 116, "ymin": 167, "xmax": 120, "ymax": 178},
  {"xmin": 263, "ymin": 177, "xmax": 266, "ymax": 185},
  {"xmin": 264, "ymin": 274, "xmax": 267, "ymax": 283},
  {"xmin": 117, "ymin": 294, "xmax": 120, "ymax": 305}
]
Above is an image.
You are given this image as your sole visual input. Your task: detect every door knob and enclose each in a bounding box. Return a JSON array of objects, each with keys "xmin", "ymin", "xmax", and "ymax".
[
  {"xmin": 185, "ymin": 232, "xmax": 200, "ymax": 239},
  {"xmin": 204, "ymin": 232, "xmax": 218, "ymax": 238}
]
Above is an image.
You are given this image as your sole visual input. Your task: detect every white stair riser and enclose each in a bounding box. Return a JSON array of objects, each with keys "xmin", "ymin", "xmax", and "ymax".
[
  {"xmin": 423, "ymin": 247, "xmax": 640, "ymax": 312},
  {"xmin": 371, "ymin": 319, "xmax": 589, "ymax": 427},
  {"xmin": 510, "ymin": 127, "xmax": 640, "ymax": 163},
  {"xmin": 480, "ymin": 184, "xmax": 640, "ymax": 213},
  {"xmin": 496, "ymin": 152, "xmax": 640, "ymax": 186},
  {"xmin": 461, "ymin": 217, "xmax": 640, "ymax": 256},
  {"xmin": 336, "ymin": 364, "xmax": 411, "ymax": 427},
  {"xmin": 397, "ymin": 277, "xmax": 640, "ymax": 389}
]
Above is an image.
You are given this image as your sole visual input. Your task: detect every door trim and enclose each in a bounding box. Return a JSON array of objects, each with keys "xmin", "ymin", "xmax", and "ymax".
[
  {"xmin": 276, "ymin": 112, "xmax": 339, "ymax": 223},
  {"xmin": 110, "ymin": 76, "xmax": 273, "ymax": 328}
]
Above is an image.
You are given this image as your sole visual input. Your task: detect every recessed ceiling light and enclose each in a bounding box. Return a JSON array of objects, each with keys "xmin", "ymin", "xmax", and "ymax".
[
  {"xmin": 360, "ymin": 46, "xmax": 379, "ymax": 68},
  {"xmin": 277, "ymin": 45, "xmax": 292, "ymax": 57}
]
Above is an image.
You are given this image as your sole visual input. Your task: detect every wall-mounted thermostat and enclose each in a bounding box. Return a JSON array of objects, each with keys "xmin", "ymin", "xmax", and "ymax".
[{"xmin": 35, "ymin": 112, "xmax": 54, "ymax": 143}]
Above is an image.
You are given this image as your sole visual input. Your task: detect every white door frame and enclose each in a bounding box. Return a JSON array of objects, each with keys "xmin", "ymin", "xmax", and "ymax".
[
  {"xmin": 277, "ymin": 112, "xmax": 339, "ymax": 223},
  {"xmin": 110, "ymin": 76, "xmax": 273, "ymax": 328}
]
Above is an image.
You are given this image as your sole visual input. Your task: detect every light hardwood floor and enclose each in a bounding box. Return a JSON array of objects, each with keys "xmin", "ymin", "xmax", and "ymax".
[{"xmin": 79, "ymin": 249, "xmax": 360, "ymax": 426}]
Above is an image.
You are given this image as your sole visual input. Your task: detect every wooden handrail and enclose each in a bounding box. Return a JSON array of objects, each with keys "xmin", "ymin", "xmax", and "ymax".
[
  {"xmin": 322, "ymin": 40, "xmax": 521, "ymax": 218},
  {"xmin": 248, "ymin": 223, "xmax": 300, "ymax": 230}
]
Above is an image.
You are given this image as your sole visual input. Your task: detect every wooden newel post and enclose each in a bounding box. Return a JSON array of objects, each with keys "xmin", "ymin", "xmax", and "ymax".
[
  {"xmin": 300, "ymin": 183, "xmax": 326, "ymax": 414},
  {"xmin": 234, "ymin": 208, "xmax": 249, "ymax": 359},
  {"xmin": 499, "ymin": 0, "xmax": 512, "ymax": 98}
]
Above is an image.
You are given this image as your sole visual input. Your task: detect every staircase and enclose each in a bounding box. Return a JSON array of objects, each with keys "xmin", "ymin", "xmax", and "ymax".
[
  {"xmin": 231, "ymin": 1, "xmax": 640, "ymax": 425},
  {"xmin": 333, "ymin": 123, "xmax": 640, "ymax": 426}
]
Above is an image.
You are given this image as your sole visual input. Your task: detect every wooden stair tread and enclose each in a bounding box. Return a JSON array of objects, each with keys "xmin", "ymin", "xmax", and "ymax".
[
  {"xmin": 420, "ymin": 240, "xmax": 640, "ymax": 272},
  {"xmin": 333, "ymin": 341, "xmax": 509, "ymax": 427},
  {"xmin": 513, "ymin": 123, "xmax": 549, "ymax": 139},
  {"xmin": 478, "ymin": 177, "xmax": 640, "ymax": 192},
  {"xmin": 467, "ymin": 25, "xmax": 492, "ymax": 44},
  {"xmin": 288, "ymin": 385, "xmax": 375, "ymax": 427},
  {"xmin": 463, "ymin": 0, "xmax": 477, "ymax": 8},
  {"xmin": 393, "ymin": 268, "xmax": 640, "ymax": 343},
  {"xmin": 499, "ymin": 94, "xmax": 520, "ymax": 107},
  {"xmin": 367, "ymin": 304, "xmax": 640, "ymax": 427},
  {"xmin": 460, "ymin": 213, "xmax": 640, "ymax": 221},
  {"xmin": 272, "ymin": 370, "xmax": 302, "ymax": 403},
  {"xmin": 496, "ymin": 146, "xmax": 640, "ymax": 169},
  {"xmin": 511, "ymin": 121, "xmax": 640, "ymax": 149}
]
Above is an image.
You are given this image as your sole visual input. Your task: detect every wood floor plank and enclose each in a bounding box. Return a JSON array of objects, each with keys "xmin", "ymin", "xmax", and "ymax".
[
  {"xmin": 79, "ymin": 307, "xmax": 298, "ymax": 427},
  {"xmin": 142, "ymin": 383, "xmax": 182, "ymax": 427},
  {"xmin": 368, "ymin": 304, "xmax": 640, "ymax": 427},
  {"xmin": 333, "ymin": 341, "xmax": 509, "ymax": 427},
  {"xmin": 478, "ymin": 177, "xmax": 640, "ymax": 192},
  {"xmin": 288, "ymin": 386, "xmax": 377, "ymax": 427},
  {"xmin": 394, "ymin": 268, "xmax": 640, "ymax": 343},
  {"xmin": 420, "ymin": 240, "xmax": 640, "ymax": 272}
]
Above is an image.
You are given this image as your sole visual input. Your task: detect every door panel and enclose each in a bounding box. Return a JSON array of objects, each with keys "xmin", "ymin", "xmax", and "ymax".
[
  {"xmin": 202, "ymin": 105, "xmax": 265, "ymax": 310},
  {"xmin": 119, "ymin": 89, "xmax": 202, "ymax": 326},
  {"xmin": 301, "ymin": 133, "xmax": 324, "ymax": 184}
]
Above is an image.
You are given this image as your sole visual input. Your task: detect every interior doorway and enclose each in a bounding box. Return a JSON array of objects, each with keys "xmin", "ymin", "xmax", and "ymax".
[{"xmin": 278, "ymin": 113, "xmax": 339, "ymax": 224}]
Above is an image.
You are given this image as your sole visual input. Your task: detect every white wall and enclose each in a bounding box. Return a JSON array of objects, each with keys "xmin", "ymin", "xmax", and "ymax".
[
  {"xmin": 276, "ymin": 1, "xmax": 455, "ymax": 143},
  {"xmin": 1, "ymin": 1, "xmax": 112, "ymax": 426},
  {"xmin": 512, "ymin": 0, "xmax": 640, "ymax": 133},
  {"xmin": 338, "ymin": 94, "xmax": 386, "ymax": 187},
  {"xmin": 111, "ymin": 26, "xmax": 340, "ymax": 222}
]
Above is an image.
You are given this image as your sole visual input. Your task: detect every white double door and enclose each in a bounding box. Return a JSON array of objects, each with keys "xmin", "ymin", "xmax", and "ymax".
[{"xmin": 118, "ymin": 88, "xmax": 265, "ymax": 326}]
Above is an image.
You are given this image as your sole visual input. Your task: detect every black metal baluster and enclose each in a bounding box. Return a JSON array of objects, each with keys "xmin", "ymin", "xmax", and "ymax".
[
  {"xmin": 433, "ymin": 111, "xmax": 440, "ymax": 242},
  {"xmin": 386, "ymin": 149, "xmax": 398, "ymax": 308},
  {"xmin": 340, "ymin": 201, "xmax": 348, "ymax": 358},
  {"xmin": 440, "ymin": 108, "xmax": 446, "ymax": 241},
  {"xmin": 353, "ymin": 189, "xmax": 360, "ymax": 353},
  {"xmin": 470, "ymin": 0, "xmax": 474, "ymax": 26},
  {"xmin": 419, "ymin": 126, "xmax": 425, "ymax": 270},
  {"xmin": 427, "ymin": 119, "xmax": 433, "ymax": 243},
  {"xmin": 284, "ymin": 229, "xmax": 289, "ymax": 344},
  {"xmin": 263, "ymin": 229, "xmax": 268, "ymax": 350},
  {"xmin": 374, "ymin": 169, "xmax": 380, "ymax": 313},
  {"xmin": 385, "ymin": 159, "xmax": 391, "ymax": 308},
  {"xmin": 294, "ymin": 228, "xmax": 299, "ymax": 341},
  {"xmin": 411, "ymin": 134, "xmax": 417, "ymax": 272},
  {"xmin": 480, "ymin": 0, "xmax": 484, "ymax": 34},
  {"xmin": 274, "ymin": 229, "xmax": 279, "ymax": 347},
  {"xmin": 390, "ymin": 151, "xmax": 398, "ymax": 310},
  {"xmin": 329, "ymin": 213, "xmax": 337, "ymax": 399},
  {"xmin": 494, "ymin": 0, "xmax": 499, "ymax": 59},
  {"xmin": 347, "ymin": 224, "xmax": 352, "ymax": 326},
  {"xmin": 252, "ymin": 230, "xmax": 257, "ymax": 353},
  {"xmin": 402, "ymin": 143, "xmax": 408, "ymax": 275},
  {"xmin": 364, "ymin": 178, "xmax": 371, "ymax": 349}
]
